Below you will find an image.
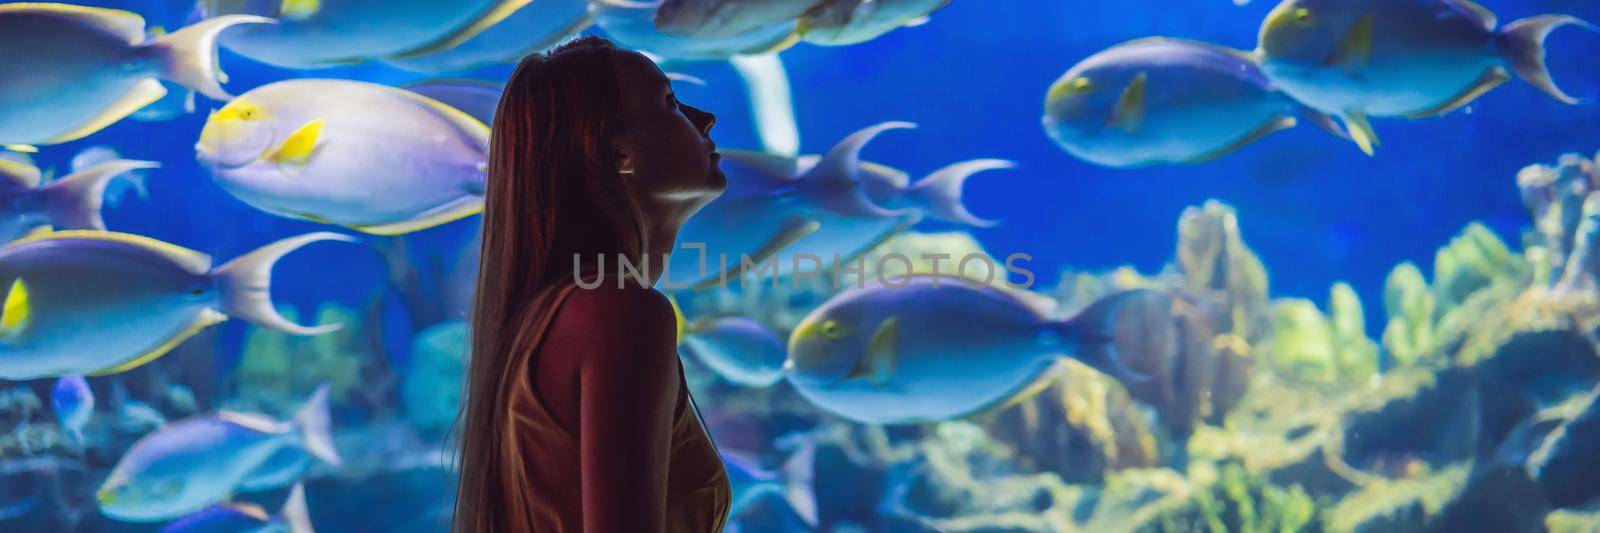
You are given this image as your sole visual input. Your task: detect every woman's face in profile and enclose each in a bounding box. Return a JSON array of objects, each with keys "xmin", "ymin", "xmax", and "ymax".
[{"xmin": 612, "ymin": 51, "xmax": 726, "ymax": 204}]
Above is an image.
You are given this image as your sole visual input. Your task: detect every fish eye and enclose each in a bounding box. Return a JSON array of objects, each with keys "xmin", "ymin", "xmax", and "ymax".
[
  {"xmin": 1294, "ymin": 8, "xmax": 1312, "ymax": 24},
  {"xmin": 820, "ymin": 320, "xmax": 844, "ymax": 339},
  {"xmin": 1071, "ymin": 77, "xmax": 1093, "ymax": 93},
  {"xmin": 240, "ymin": 108, "xmax": 257, "ymax": 120}
]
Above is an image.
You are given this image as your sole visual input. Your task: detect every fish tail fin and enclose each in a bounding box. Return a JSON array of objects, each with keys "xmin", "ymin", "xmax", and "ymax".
[
  {"xmin": 801, "ymin": 122, "xmax": 918, "ymax": 219},
  {"xmin": 1500, "ymin": 15, "xmax": 1598, "ymax": 104},
  {"xmin": 292, "ymin": 384, "xmax": 342, "ymax": 468},
  {"xmin": 147, "ymin": 15, "xmax": 273, "ymax": 100},
  {"xmin": 729, "ymin": 54, "xmax": 800, "ymax": 157},
  {"xmin": 779, "ymin": 438, "xmax": 819, "ymax": 528},
  {"xmin": 214, "ymin": 232, "xmax": 355, "ymax": 335},
  {"xmin": 906, "ymin": 159, "xmax": 1012, "ymax": 227},
  {"xmin": 1056, "ymin": 290, "xmax": 1151, "ymax": 384},
  {"xmin": 37, "ymin": 160, "xmax": 158, "ymax": 230},
  {"xmin": 278, "ymin": 483, "xmax": 314, "ymax": 533}
]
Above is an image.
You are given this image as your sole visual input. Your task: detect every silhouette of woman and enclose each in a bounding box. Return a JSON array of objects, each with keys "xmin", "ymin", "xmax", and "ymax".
[{"xmin": 452, "ymin": 36, "xmax": 731, "ymax": 532}]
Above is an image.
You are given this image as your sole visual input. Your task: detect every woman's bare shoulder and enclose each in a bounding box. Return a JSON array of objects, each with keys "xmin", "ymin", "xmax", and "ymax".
[{"xmin": 545, "ymin": 282, "xmax": 678, "ymax": 370}]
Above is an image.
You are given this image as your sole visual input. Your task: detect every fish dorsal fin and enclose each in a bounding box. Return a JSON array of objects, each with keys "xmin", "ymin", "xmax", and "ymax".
[
  {"xmin": 985, "ymin": 282, "xmax": 1060, "ymax": 319},
  {"xmin": 1110, "ymin": 72, "xmax": 1148, "ymax": 134},
  {"xmin": 225, "ymin": 502, "xmax": 271, "ymax": 521},
  {"xmin": 0, "ymin": 158, "xmax": 41, "ymax": 190},
  {"xmin": 1404, "ymin": 67, "xmax": 1510, "ymax": 118},
  {"xmin": 0, "ymin": 3, "xmax": 147, "ymax": 44},
  {"xmin": 1187, "ymin": 115, "xmax": 1298, "ymax": 163},
  {"xmin": 1, "ymin": 278, "xmax": 31, "ymax": 341},
  {"xmin": 845, "ymin": 315, "xmax": 898, "ymax": 387},
  {"xmin": 90, "ymin": 309, "xmax": 226, "ymax": 375},
  {"xmin": 7, "ymin": 230, "xmax": 213, "ymax": 274},
  {"xmin": 388, "ymin": 0, "xmax": 534, "ymax": 59},
  {"xmin": 1325, "ymin": 14, "xmax": 1374, "ymax": 71},
  {"xmin": 269, "ymin": 119, "xmax": 324, "ymax": 167},
  {"xmin": 47, "ymin": 79, "xmax": 167, "ymax": 144},
  {"xmin": 1121, "ymin": 37, "xmax": 1261, "ymax": 64},
  {"xmin": 217, "ymin": 410, "xmax": 288, "ymax": 434},
  {"xmin": 1341, "ymin": 110, "xmax": 1379, "ymax": 156},
  {"xmin": 1451, "ymin": 0, "xmax": 1497, "ymax": 30},
  {"xmin": 278, "ymin": 0, "xmax": 319, "ymax": 20},
  {"xmin": 720, "ymin": 150, "xmax": 806, "ymax": 180},
  {"xmin": 386, "ymin": 87, "xmax": 490, "ymax": 146}
]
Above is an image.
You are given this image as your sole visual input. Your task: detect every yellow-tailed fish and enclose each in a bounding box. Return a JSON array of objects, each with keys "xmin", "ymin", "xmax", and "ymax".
[{"xmin": 0, "ymin": 231, "xmax": 352, "ymax": 380}]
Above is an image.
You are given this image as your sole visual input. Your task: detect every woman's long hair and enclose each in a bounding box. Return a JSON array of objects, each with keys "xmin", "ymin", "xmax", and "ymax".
[{"xmin": 454, "ymin": 36, "xmax": 646, "ymax": 532}]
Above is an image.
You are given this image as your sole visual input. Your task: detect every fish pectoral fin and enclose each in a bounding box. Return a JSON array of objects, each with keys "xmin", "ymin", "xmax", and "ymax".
[
  {"xmin": 1341, "ymin": 110, "xmax": 1379, "ymax": 156},
  {"xmin": 693, "ymin": 216, "xmax": 821, "ymax": 289},
  {"xmin": 1186, "ymin": 115, "xmax": 1298, "ymax": 163},
  {"xmin": 45, "ymin": 79, "xmax": 167, "ymax": 145},
  {"xmin": 1109, "ymin": 72, "xmax": 1148, "ymax": 134},
  {"xmin": 278, "ymin": 0, "xmax": 320, "ymax": 20},
  {"xmin": 4, "ymin": 145, "xmax": 38, "ymax": 154},
  {"xmin": 1, "ymin": 278, "xmax": 32, "ymax": 341},
  {"xmin": 89, "ymin": 310, "xmax": 226, "ymax": 376},
  {"xmin": 269, "ymin": 119, "xmax": 324, "ymax": 167},
  {"xmin": 1403, "ymin": 67, "xmax": 1510, "ymax": 118},
  {"xmin": 1325, "ymin": 14, "xmax": 1374, "ymax": 72},
  {"xmin": 846, "ymin": 315, "xmax": 899, "ymax": 387}
]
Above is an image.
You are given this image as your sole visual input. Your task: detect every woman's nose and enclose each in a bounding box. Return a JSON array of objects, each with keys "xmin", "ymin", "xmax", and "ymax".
[{"xmin": 684, "ymin": 103, "xmax": 716, "ymax": 136}]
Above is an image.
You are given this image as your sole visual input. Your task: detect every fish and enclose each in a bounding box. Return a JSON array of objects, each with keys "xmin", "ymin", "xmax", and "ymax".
[
  {"xmin": 722, "ymin": 445, "xmax": 817, "ymax": 527},
  {"xmin": 235, "ymin": 446, "xmax": 311, "ymax": 492},
  {"xmin": 661, "ymin": 122, "xmax": 1005, "ymax": 288},
  {"xmin": 682, "ymin": 316, "xmax": 790, "ymax": 387},
  {"xmin": 1043, "ymin": 38, "xmax": 1349, "ymax": 168},
  {"xmin": 207, "ymin": 0, "xmax": 538, "ymax": 69},
  {"xmin": 71, "ymin": 146, "xmax": 152, "ymax": 207},
  {"xmin": 52, "ymin": 375, "xmax": 95, "ymax": 445},
  {"xmin": 654, "ymin": 0, "xmax": 817, "ymax": 40},
  {"xmin": 196, "ymin": 79, "xmax": 489, "ymax": 235},
  {"xmin": 594, "ymin": 2, "xmax": 802, "ymax": 60},
  {"xmin": 382, "ymin": 0, "xmax": 593, "ymax": 73},
  {"xmin": 798, "ymin": 0, "xmax": 951, "ymax": 46},
  {"xmin": 402, "ymin": 80, "xmax": 503, "ymax": 128},
  {"xmin": 0, "ymin": 4, "xmax": 268, "ymax": 147},
  {"xmin": 1256, "ymin": 0, "xmax": 1595, "ymax": 155},
  {"xmin": 785, "ymin": 275, "xmax": 1146, "ymax": 424},
  {"xmin": 98, "ymin": 385, "xmax": 340, "ymax": 522},
  {"xmin": 0, "ymin": 231, "xmax": 352, "ymax": 380},
  {"xmin": 0, "ymin": 156, "xmax": 157, "ymax": 243},
  {"xmin": 159, "ymin": 482, "xmax": 313, "ymax": 533}
]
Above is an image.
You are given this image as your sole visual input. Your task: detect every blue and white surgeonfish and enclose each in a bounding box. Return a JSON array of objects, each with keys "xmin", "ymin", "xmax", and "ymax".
[
  {"xmin": 52, "ymin": 375, "xmax": 95, "ymax": 445},
  {"xmin": 785, "ymin": 275, "xmax": 1147, "ymax": 425},
  {"xmin": 0, "ymin": 157, "xmax": 157, "ymax": 243},
  {"xmin": 0, "ymin": 4, "xmax": 268, "ymax": 149},
  {"xmin": 682, "ymin": 316, "xmax": 790, "ymax": 387},
  {"xmin": 381, "ymin": 0, "xmax": 594, "ymax": 74},
  {"xmin": 798, "ymin": 0, "xmax": 949, "ymax": 46},
  {"xmin": 722, "ymin": 446, "xmax": 817, "ymax": 528},
  {"xmin": 206, "ymin": 0, "xmax": 537, "ymax": 69},
  {"xmin": 160, "ymin": 483, "xmax": 313, "ymax": 533},
  {"xmin": 662, "ymin": 122, "xmax": 1005, "ymax": 288},
  {"xmin": 196, "ymin": 79, "xmax": 488, "ymax": 235},
  {"xmin": 98, "ymin": 385, "xmax": 340, "ymax": 522},
  {"xmin": 1257, "ymin": 0, "xmax": 1595, "ymax": 155},
  {"xmin": 0, "ymin": 231, "xmax": 352, "ymax": 380},
  {"xmin": 1044, "ymin": 38, "xmax": 1350, "ymax": 168}
]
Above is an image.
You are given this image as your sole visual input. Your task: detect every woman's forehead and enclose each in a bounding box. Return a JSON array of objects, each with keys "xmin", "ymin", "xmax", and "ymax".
[{"xmin": 614, "ymin": 51, "xmax": 670, "ymax": 89}]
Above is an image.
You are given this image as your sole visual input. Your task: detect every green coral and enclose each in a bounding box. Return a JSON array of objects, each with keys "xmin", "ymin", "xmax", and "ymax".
[
  {"xmin": 1266, "ymin": 283, "xmax": 1378, "ymax": 384},
  {"xmin": 1147, "ymin": 462, "xmax": 1321, "ymax": 533},
  {"xmin": 1381, "ymin": 263, "xmax": 1438, "ymax": 369},
  {"xmin": 403, "ymin": 321, "xmax": 469, "ymax": 437},
  {"xmin": 231, "ymin": 303, "xmax": 365, "ymax": 411},
  {"xmin": 1432, "ymin": 223, "xmax": 1527, "ymax": 314}
]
